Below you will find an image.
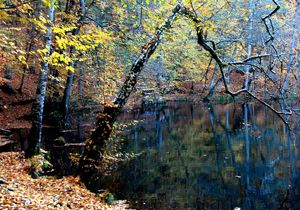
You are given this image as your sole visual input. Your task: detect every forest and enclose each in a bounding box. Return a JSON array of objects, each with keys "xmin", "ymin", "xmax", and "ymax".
[{"xmin": 0, "ymin": 0, "xmax": 300, "ymax": 209}]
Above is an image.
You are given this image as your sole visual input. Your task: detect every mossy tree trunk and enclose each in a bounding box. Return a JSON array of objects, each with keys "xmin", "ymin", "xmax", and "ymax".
[{"xmin": 79, "ymin": 4, "xmax": 183, "ymax": 182}]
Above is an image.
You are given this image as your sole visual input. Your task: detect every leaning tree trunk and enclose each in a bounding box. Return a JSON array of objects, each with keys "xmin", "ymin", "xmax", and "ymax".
[
  {"xmin": 79, "ymin": 4, "xmax": 183, "ymax": 182},
  {"xmin": 26, "ymin": 0, "xmax": 55, "ymax": 157}
]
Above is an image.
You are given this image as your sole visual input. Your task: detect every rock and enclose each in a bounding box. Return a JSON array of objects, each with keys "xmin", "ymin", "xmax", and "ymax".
[
  {"xmin": 53, "ymin": 136, "xmax": 65, "ymax": 147},
  {"xmin": 104, "ymin": 193, "xmax": 115, "ymax": 204},
  {"xmin": 0, "ymin": 128, "xmax": 11, "ymax": 135}
]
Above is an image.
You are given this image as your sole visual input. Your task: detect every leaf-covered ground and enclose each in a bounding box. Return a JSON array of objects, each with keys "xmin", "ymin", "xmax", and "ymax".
[{"xmin": 0, "ymin": 152, "xmax": 128, "ymax": 209}]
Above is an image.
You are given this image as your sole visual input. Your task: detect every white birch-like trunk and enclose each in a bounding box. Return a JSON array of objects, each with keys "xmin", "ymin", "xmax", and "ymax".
[
  {"xmin": 244, "ymin": 0, "xmax": 254, "ymax": 90},
  {"xmin": 26, "ymin": 0, "xmax": 55, "ymax": 157}
]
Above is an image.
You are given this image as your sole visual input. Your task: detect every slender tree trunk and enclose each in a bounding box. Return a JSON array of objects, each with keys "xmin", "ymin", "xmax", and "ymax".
[
  {"xmin": 61, "ymin": 0, "xmax": 87, "ymax": 119},
  {"xmin": 78, "ymin": 67, "xmax": 84, "ymax": 97},
  {"xmin": 18, "ymin": 42, "xmax": 33, "ymax": 93},
  {"xmin": 46, "ymin": 1, "xmax": 75, "ymax": 99},
  {"xmin": 79, "ymin": 4, "xmax": 182, "ymax": 181},
  {"xmin": 18, "ymin": 0, "xmax": 42, "ymax": 93},
  {"xmin": 281, "ymin": 1, "xmax": 300, "ymax": 96},
  {"xmin": 281, "ymin": 33, "xmax": 297, "ymax": 96},
  {"xmin": 205, "ymin": 38, "xmax": 239, "ymax": 100},
  {"xmin": 243, "ymin": 0, "xmax": 254, "ymax": 90},
  {"xmin": 209, "ymin": 65, "xmax": 216, "ymax": 92},
  {"xmin": 61, "ymin": 55, "xmax": 75, "ymax": 118},
  {"xmin": 297, "ymin": 49, "xmax": 300, "ymax": 92},
  {"xmin": 26, "ymin": 0, "xmax": 55, "ymax": 157},
  {"xmin": 95, "ymin": 47, "xmax": 102, "ymax": 96},
  {"xmin": 204, "ymin": 64, "xmax": 220, "ymax": 100}
]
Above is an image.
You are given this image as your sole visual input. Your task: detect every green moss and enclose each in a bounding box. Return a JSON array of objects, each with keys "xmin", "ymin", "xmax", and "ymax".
[
  {"xmin": 104, "ymin": 193, "xmax": 115, "ymax": 204},
  {"xmin": 28, "ymin": 152, "xmax": 53, "ymax": 178}
]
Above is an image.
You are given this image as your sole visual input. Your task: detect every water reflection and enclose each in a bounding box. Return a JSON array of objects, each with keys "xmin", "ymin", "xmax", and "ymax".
[{"xmin": 114, "ymin": 102, "xmax": 300, "ymax": 210}]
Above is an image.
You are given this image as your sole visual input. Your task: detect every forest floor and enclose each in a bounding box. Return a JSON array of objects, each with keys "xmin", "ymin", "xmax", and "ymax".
[
  {"xmin": 0, "ymin": 152, "xmax": 128, "ymax": 209},
  {"xmin": 0, "ymin": 73, "xmax": 38, "ymax": 129}
]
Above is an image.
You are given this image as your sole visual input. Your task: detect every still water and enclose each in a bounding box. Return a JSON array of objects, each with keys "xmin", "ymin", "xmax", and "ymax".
[
  {"xmin": 113, "ymin": 102, "xmax": 300, "ymax": 210},
  {"xmin": 3, "ymin": 101, "xmax": 300, "ymax": 209}
]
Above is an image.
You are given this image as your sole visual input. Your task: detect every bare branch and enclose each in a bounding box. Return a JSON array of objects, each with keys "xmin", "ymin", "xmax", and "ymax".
[
  {"xmin": 179, "ymin": 5, "xmax": 292, "ymax": 129},
  {"xmin": 227, "ymin": 54, "xmax": 271, "ymax": 66},
  {"xmin": 262, "ymin": 0, "xmax": 280, "ymax": 44}
]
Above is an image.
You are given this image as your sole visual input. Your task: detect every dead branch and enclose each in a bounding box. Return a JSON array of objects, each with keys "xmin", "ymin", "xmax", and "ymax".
[
  {"xmin": 227, "ymin": 54, "xmax": 271, "ymax": 66},
  {"xmin": 262, "ymin": 0, "xmax": 280, "ymax": 44},
  {"xmin": 179, "ymin": 5, "xmax": 292, "ymax": 129}
]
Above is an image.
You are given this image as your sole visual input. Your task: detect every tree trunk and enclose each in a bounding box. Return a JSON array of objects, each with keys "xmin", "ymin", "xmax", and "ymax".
[
  {"xmin": 243, "ymin": 0, "xmax": 254, "ymax": 90},
  {"xmin": 61, "ymin": 58, "xmax": 75, "ymax": 119},
  {"xmin": 78, "ymin": 67, "xmax": 84, "ymax": 97},
  {"xmin": 297, "ymin": 49, "xmax": 300, "ymax": 92},
  {"xmin": 26, "ymin": 0, "xmax": 55, "ymax": 157},
  {"xmin": 61, "ymin": 0, "xmax": 87, "ymax": 119},
  {"xmin": 79, "ymin": 4, "xmax": 183, "ymax": 182},
  {"xmin": 203, "ymin": 64, "xmax": 222, "ymax": 101},
  {"xmin": 18, "ymin": 0, "xmax": 42, "ymax": 93}
]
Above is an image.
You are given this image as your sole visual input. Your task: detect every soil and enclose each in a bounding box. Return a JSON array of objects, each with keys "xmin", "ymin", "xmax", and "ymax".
[{"xmin": 0, "ymin": 72, "xmax": 38, "ymax": 129}]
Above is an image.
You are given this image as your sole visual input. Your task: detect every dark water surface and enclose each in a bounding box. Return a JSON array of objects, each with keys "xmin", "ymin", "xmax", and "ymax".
[
  {"xmin": 113, "ymin": 102, "xmax": 300, "ymax": 210},
  {"xmin": 3, "ymin": 102, "xmax": 300, "ymax": 209}
]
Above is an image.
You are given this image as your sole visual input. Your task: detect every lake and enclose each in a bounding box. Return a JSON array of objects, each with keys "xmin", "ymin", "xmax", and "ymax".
[{"xmin": 112, "ymin": 102, "xmax": 300, "ymax": 210}]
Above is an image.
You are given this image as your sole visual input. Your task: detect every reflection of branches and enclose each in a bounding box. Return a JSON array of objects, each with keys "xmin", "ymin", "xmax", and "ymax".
[{"xmin": 208, "ymin": 110, "xmax": 227, "ymax": 195}]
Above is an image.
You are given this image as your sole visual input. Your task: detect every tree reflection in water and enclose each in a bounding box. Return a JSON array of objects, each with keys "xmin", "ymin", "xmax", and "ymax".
[{"xmin": 111, "ymin": 102, "xmax": 300, "ymax": 210}]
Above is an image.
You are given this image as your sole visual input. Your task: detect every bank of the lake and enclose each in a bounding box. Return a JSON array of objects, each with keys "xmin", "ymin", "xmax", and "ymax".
[{"xmin": 0, "ymin": 152, "xmax": 128, "ymax": 209}]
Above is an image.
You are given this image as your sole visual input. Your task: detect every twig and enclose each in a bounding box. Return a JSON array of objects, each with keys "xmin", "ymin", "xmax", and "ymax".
[{"xmin": 262, "ymin": 0, "xmax": 280, "ymax": 44}]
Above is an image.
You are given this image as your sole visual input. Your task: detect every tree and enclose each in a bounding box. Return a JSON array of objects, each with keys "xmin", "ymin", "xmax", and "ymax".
[
  {"xmin": 17, "ymin": 0, "xmax": 42, "ymax": 93},
  {"xmin": 61, "ymin": 0, "xmax": 87, "ymax": 120},
  {"xmin": 26, "ymin": 0, "xmax": 55, "ymax": 157},
  {"xmin": 79, "ymin": 3, "xmax": 183, "ymax": 182},
  {"xmin": 79, "ymin": 0, "xmax": 294, "ymax": 182}
]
